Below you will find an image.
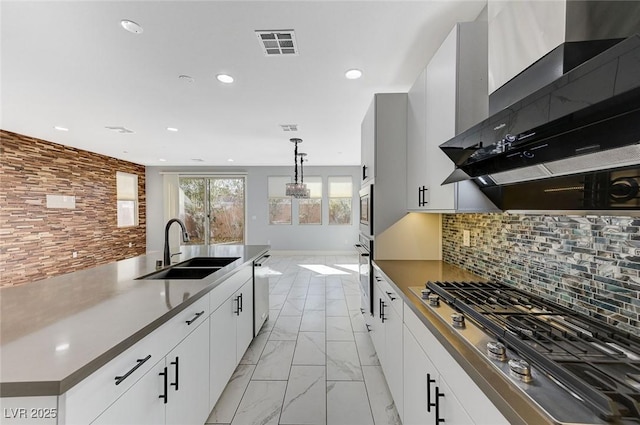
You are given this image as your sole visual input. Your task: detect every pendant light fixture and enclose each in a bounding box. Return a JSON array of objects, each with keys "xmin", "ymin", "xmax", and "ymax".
[{"xmin": 285, "ymin": 138, "xmax": 310, "ymax": 198}]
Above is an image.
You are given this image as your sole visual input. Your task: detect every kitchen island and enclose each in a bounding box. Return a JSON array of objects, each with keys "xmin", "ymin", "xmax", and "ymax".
[{"xmin": 0, "ymin": 244, "xmax": 268, "ymax": 419}]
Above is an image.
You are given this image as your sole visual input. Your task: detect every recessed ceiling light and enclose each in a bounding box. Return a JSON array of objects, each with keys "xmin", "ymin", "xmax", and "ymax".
[
  {"xmin": 54, "ymin": 126, "xmax": 69, "ymax": 131},
  {"xmin": 227, "ymin": 158, "xmax": 234, "ymax": 162},
  {"xmin": 121, "ymin": 20, "xmax": 143, "ymax": 34},
  {"xmin": 167, "ymin": 127, "xmax": 178, "ymax": 132},
  {"xmin": 159, "ymin": 158, "xmax": 167, "ymax": 162},
  {"xmin": 216, "ymin": 74, "xmax": 234, "ymax": 84},
  {"xmin": 178, "ymin": 75, "xmax": 194, "ymax": 83},
  {"xmin": 345, "ymin": 69, "xmax": 363, "ymax": 80}
]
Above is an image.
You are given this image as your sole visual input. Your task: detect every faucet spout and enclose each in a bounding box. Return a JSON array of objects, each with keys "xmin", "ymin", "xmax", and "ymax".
[{"xmin": 164, "ymin": 218, "xmax": 190, "ymax": 266}]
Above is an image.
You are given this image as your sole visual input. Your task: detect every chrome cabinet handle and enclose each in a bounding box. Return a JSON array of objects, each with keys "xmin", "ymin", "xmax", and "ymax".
[{"xmin": 114, "ymin": 355, "xmax": 151, "ymax": 385}]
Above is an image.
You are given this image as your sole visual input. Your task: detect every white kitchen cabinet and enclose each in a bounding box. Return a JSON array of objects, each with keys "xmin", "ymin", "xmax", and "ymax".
[
  {"xmin": 209, "ymin": 277, "xmax": 253, "ymax": 409},
  {"xmin": 371, "ymin": 271, "xmax": 404, "ymax": 421},
  {"xmin": 91, "ymin": 359, "xmax": 165, "ymax": 425},
  {"xmin": 166, "ymin": 319, "xmax": 210, "ymax": 425},
  {"xmin": 402, "ymin": 325, "xmax": 436, "ymax": 425},
  {"xmin": 360, "ymin": 93, "xmax": 408, "ymax": 236},
  {"xmin": 406, "ymin": 67, "xmax": 429, "ymax": 211},
  {"xmin": 422, "ymin": 22, "xmax": 498, "ymax": 213},
  {"xmin": 404, "ymin": 305, "xmax": 508, "ymax": 425},
  {"xmin": 93, "ymin": 315, "xmax": 210, "ymax": 425}
]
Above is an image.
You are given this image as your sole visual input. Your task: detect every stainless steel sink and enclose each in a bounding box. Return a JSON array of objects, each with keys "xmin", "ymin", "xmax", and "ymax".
[
  {"xmin": 137, "ymin": 266, "xmax": 221, "ymax": 280},
  {"xmin": 175, "ymin": 257, "xmax": 240, "ymax": 268}
]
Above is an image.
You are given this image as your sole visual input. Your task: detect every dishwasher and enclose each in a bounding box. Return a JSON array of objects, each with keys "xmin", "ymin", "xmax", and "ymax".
[{"xmin": 253, "ymin": 253, "xmax": 270, "ymax": 336}]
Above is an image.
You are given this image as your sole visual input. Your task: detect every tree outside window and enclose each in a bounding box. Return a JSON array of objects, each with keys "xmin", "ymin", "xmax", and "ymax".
[
  {"xmin": 328, "ymin": 176, "xmax": 352, "ymax": 225},
  {"xmin": 268, "ymin": 176, "xmax": 292, "ymax": 225},
  {"xmin": 299, "ymin": 176, "xmax": 322, "ymax": 225}
]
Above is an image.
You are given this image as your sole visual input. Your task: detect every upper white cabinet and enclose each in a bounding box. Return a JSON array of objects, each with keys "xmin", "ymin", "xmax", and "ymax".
[
  {"xmin": 406, "ymin": 68, "xmax": 428, "ymax": 210},
  {"xmin": 415, "ymin": 22, "xmax": 498, "ymax": 212},
  {"xmin": 361, "ymin": 93, "xmax": 409, "ymax": 234}
]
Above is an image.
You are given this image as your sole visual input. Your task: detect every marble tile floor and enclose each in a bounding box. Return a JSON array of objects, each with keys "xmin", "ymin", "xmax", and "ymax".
[{"xmin": 205, "ymin": 255, "xmax": 401, "ymax": 425}]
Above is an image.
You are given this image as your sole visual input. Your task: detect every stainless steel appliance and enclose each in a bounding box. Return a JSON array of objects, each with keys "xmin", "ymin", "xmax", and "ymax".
[
  {"xmin": 439, "ymin": 34, "xmax": 640, "ymax": 211},
  {"xmin": 411, "ymin": 282, "xmax": 640, "ymax": 424},
  {"xmin": 253, "ymin": 253, "xmax": 270, "ymax": 336},
  {"xmin": 359, "ymin": 184, "xmax": 373, "ymax": 236},
  {"xmin": 355, "ymin": 234, "xmax": 373, "ymax": 315}
]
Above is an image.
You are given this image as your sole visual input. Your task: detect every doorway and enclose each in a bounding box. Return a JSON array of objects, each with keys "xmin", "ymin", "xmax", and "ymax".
[{"xmin": 178, "ymin": 176, "xmax": 246, "ymax": 245}]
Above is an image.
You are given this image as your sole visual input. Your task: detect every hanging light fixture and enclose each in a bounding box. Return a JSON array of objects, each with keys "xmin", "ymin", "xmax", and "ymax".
[
  {"xmin": 285, "ymin": 138, "xmax": 310, "ymax": 198},
  {"xmin": 297, "ymin": 152, "xmax": 311, "ymax": 198}
]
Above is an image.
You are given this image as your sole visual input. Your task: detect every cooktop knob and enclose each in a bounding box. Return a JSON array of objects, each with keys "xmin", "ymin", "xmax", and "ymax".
[
  {"xmin": 451, "ymin": 312, "xmax": 465, "ymax": 328},
  {"xmin": 508, "ymin": 359, "xmax": 532, "ymax": 383},
  {"xmin": 428, "ymin": 294, "xmax": 440, "ymax": 307},
  {"xmin": 421, "ymin": 288, "xmax": 431, "ymax": 299},
  {"xmin": 487, "ymin": 341, "xmax": 507, "ymax": 361}
]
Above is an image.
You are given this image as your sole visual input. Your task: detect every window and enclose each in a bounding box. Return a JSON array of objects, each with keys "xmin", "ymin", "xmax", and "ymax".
[
  {"xmin": 299, "ymin": 176, "xmax": 322, "ymax": 225},
  {"xmin": 116, "ymin": 172, "xmax": 138, "ymax": 227},
  {"xmin": 268, "ymin": 176, "xmax": 292, "ymax": 225},
  {"xmin": 328, "ymin": 176, "xmax": 352, "ymax": 225}
]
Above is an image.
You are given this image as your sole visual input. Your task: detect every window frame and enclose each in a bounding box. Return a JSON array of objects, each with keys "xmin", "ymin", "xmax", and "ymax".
[{"xmin": 116, "ymin": 171, "xmax": 139, "ymax": 227}]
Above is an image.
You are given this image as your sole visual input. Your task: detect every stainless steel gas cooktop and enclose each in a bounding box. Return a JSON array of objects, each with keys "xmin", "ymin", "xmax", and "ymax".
[{"xmin": 410, "ymin": 282, "xmax": 640, "ymax": 425}]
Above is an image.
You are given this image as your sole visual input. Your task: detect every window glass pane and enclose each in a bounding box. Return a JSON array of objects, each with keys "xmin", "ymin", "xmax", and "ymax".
[
  {"xmin": 299, "ymin": 199, "xmax": 322, "ymax": 225},
  {"xmin": 303, "ymin": 176, "xmax": 322, "ymax": 198},
  {"xmin": 328, "ymin": 176, "xmax": 352, "ymax": 198},
  {"xmin": 117, "ymin": 200, "xmax": 136, "ymax": 227},
  {"xmin": 179, "ymin": 178, "xmax": 206, "ymax": 244},
  {"xmin": 268, "ymin": 176, "xmax": 291, "ymax": 197},
  {"xmin": 329, "ymin": 198, "xmax": 352, "ymax": 225},
  {"xmin": 116, "ymin": 172, "xmax": 138, "ymax": 227},
  {"xmin": 116, "ymin": 172, "xmax": 137, "ymax": 200},
  {"xmin": 269, "ymin": 197, "xmax": 292, "ymax": 224}
]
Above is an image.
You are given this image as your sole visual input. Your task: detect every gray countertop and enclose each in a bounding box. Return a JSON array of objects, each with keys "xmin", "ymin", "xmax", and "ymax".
[
  {"xmin": 373, "ymin": 260, "xmax": 552, "ymax": 425},
  {"xmin": 0, "ymin": 245, "xmax": 269, "ymax": 397}
]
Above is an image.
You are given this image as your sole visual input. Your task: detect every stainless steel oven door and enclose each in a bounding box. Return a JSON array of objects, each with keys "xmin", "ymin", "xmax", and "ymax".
[{"xmin": 359, "ymin": 184, "xmax": 373, "ymax": 236}]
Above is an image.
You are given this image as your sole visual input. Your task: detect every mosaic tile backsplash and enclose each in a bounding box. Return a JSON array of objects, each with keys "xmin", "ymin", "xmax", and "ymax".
[{"xmin": 442, "ymin": 213, "xmax": 640, "ymax": 336}]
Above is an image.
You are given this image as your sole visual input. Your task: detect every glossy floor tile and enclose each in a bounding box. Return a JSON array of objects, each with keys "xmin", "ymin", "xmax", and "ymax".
[{"xmin": 206, "ymin": 254, "xmax": 399, "ymax": 425}]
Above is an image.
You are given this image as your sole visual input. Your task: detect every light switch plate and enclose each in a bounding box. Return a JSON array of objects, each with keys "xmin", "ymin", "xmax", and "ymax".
[{"xmin": 463, "ymin": 230, "xmax": 471, "ymax": 247}]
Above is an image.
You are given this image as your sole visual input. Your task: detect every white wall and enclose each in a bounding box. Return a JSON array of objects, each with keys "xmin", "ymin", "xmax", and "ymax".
[{"xmin": 146, "ymin": 165, "xmax": 360, "ymax": 253}]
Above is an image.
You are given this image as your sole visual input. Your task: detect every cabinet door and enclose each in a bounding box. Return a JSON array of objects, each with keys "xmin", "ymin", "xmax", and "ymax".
[
  {"xmin": 209, "ymin": 295, "xmax": 237, "ymax": 409},
  {"xmin": 425, "ymin": 24, "xmax": 457, "ymax": 211},
  {"xmin": 370, "ymin": 283, "xmax": 385, "ymax": 366},
  {"xmin": 166, "ymin": 319, "xmax": 210, "ymax": 425},
  {"xmin": 361, "ymin": 97, "xmax": 376, "ymax": 183},
  {"xmin": 407, "ymin": 67, "xmax": 429, "ymax": 210},
  {"xmin": 236, "ymin": 279, "xmax": 254, "ymax": 362},
  {"xmin": 91, "ymin": 360, "xmax": 165, "ymax": 425},
  {"xmin": 402, "ymin": 325, "xmax": 437, "ymax": 425},
  {"xmin": 384, "ymin": 299, "xmax": 403, "ymax": 421},
  {"xmin": 433, "ymin": 376, "xmax": 474, "ymax": 425}
]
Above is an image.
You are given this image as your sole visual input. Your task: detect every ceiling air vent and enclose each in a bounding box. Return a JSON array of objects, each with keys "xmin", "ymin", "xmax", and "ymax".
[
  {"xmin": 280, "ymin": 124, "xmax": 298, "ymax": 132},
  {"xmin": 105, "ymin": 126, "xmax": 134, "ymax": 134},
  {"xmin": 255, "ymin": 30, "xmax": 298, "ymax": 56}
]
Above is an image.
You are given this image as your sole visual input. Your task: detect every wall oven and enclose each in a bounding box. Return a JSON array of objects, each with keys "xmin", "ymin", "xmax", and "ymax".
[
  {"xmin": 354, "ymin": 233, "xmax": 373, "ymax": 316},
  {"xmin": 359, "ymin": 184, "xmax": 373, "ymax": 236}
]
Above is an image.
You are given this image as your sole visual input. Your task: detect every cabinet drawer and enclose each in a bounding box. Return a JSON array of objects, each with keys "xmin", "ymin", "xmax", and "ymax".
[
  {"xmin": 373, "ymin": 271, "xmax": 403, "ymax": 317},
  {"xmin": 209, "ymin": 266, "xmax": 252, "ymax": 313},
  {"xmin": 61, "ymin": 296, "xmax": 209, "ymax": 425}
]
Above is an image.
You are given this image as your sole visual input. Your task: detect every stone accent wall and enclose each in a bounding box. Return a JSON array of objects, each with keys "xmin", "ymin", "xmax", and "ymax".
[
  {"xmin": 442, "ymin": 213, "xmax": 640, "ymax": 336},
  {"xmin": 1, "ymin": 130, "xmax": 146, "ymax": 286}
]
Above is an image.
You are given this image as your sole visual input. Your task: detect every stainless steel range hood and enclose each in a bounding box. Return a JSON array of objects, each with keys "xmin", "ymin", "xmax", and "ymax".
[{"xmin": 439, "ymin": 32, "xmax": 640, "ymax": 211}]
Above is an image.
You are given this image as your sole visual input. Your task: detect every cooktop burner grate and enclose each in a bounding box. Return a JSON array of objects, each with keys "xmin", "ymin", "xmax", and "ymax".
[{"xmin": 426, "ymin": 281, "xmax": 640, "ymax": 422}]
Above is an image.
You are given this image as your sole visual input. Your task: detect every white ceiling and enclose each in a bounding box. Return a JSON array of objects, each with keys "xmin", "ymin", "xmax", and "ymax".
[{"xmin": 1, "ymin": 1, "xmax": 486, "ymax": 167}]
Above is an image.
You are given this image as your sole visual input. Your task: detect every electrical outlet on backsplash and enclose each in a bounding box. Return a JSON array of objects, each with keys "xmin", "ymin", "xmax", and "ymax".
[{"xmin": 442, "ymin": 213, "xmax": 640, "ymax": 337}]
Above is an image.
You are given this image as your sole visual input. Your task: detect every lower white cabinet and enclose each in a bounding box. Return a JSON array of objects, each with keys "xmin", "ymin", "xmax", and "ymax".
[
  {"xmin": 371, "ymin": 272, "xmax": 404, "ymax": 421},
  {"xmin": 93, "ymin": 317, "xmax": 210, "ymax": 425},
  {"xmin": 209, "ymin": 277, "xmax": 253, "ymax": 409}
]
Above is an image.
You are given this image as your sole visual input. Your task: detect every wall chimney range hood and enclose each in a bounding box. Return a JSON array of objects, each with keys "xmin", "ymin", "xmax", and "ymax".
[{"xmin": 439, "ymin": 33, "xmax": 640, "ymax": 211}]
